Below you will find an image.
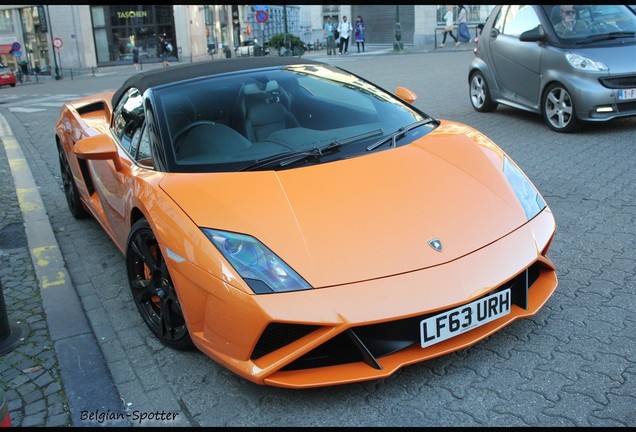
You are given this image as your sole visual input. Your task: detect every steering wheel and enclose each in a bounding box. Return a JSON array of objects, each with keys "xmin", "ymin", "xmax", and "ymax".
[
  {"xmin": 586, "ymin": 22, "xmax": 608, "ymax": 34},
  {"xmin": 173, "ymin": 120, "xmax": 217, "ymax": 153}
]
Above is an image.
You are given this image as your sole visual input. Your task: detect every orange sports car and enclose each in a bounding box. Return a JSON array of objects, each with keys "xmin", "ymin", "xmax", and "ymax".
[{"xmin": 55, "ymin": 57, "xmax": 557, "ymax": 389}]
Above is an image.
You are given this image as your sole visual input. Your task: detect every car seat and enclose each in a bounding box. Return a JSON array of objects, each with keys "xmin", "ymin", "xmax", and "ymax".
[{"xmin": 237, "ymin": 81, "xmax": 299, "ymax": 142}]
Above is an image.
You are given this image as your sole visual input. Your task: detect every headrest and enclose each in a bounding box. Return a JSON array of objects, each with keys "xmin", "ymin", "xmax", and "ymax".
[{"xmin": 244, "ymin": 80, "xmax": 279, "ymax": 95}]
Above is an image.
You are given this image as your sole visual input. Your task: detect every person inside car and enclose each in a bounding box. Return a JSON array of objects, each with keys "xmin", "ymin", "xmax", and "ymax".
[{"xmin": 553, "ymin": 5, "xmax": 588, "ymax": 37}]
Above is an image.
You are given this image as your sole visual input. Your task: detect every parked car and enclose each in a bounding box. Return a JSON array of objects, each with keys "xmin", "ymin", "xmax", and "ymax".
[
  {"xmin": 235, "ymin": 40, "xmax": 269, "ymax": 57},
  {"xmin": 55, "ymin": 56, "xmax": 557, "ymax": 388},
  {"xmin": 469, "ymin": 5, "xmax": 636, "ymax": 132},
  {"xmin": 0, "ymin": 66, "xmax": 16, "ymax": 88}
]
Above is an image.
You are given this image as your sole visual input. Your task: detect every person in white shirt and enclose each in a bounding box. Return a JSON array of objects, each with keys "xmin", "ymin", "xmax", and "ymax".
[
  {"xmin": 439, "ymin": 5, "xmax": 458, "ymax": 48},
  {"xmin": 338, "ymin": 15, "xmax": 352, "ymax": 54}
]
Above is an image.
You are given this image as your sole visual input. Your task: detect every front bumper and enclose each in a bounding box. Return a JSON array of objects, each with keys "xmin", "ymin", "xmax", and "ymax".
[{"xmin": 169, "ymin": 208, "xmax": 557, "ymax": 389}]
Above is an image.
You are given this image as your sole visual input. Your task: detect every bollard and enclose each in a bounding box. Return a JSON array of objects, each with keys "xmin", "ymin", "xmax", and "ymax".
[{"xmin": 0, "ymin": 279, "xmax": 25, "ymax": 356}]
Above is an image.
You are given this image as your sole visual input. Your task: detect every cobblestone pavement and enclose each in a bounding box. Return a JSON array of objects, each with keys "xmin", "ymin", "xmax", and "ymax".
[{"xmin": 0, "ymin": 43, "xmax": 635, "ymax": 427}]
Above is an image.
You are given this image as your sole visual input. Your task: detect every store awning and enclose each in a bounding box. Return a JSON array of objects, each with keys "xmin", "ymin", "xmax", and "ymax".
[{"xmin": 0, "ymin": 45, "xmax": 13, "ymax": 55}]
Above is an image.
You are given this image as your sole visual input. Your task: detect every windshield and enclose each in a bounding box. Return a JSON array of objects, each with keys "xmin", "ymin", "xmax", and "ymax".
[
  {"xmin": 154, "ymin": 64, "xmax": 433, "ymax": 172},
  {"xmin": 543, "ymin": 5, "xmax": 636, "ymax": 43}
]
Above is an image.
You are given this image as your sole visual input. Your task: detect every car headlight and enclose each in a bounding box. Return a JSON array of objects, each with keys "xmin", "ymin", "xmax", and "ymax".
[
  {"xmin": 565, "ymin": 52, "xmax": 608, "ymax": 71},
  {"xmin": 503, "ymin": 156, "xmax": 546, "ymax": 220},
  {"xmin": 202, "ymin": 228, "xmax": 312, "ymax": 294}
]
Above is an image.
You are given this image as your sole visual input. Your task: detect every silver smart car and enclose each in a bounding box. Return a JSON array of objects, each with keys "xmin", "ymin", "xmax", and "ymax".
[{"xmin": 469, "ymin": 5, "xmax": 636, "ymax": 132}]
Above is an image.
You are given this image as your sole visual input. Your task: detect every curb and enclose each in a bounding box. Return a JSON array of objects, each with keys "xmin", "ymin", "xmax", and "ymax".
[{"xmin": 0, "ymin": 113, "xmax": 128, "ymax": 426}]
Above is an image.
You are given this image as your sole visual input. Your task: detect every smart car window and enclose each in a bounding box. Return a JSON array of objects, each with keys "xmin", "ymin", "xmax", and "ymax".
[
  {"xmin": 502, "ymin": 5, "xmax": 540, "ymax": 37},
  {"xmin": 492, "ymin": 6, "xmax": 508, "ymax": 33}
]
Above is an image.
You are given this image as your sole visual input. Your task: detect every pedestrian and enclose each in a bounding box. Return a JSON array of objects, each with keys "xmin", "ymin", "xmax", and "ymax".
[
  {"xmin": 19, "ymin": 59, "xmax": 30, "ymax": 82},
  {"xmin": 354, "ymin": 15, "xmax": 365, "ymax": 53},
  {"xmin": 132, "ymin": 45, "xmax": 140, "ymax": 71},
  {"xmin": 337, "ymin": 15, "xmax": 352, "ymax": 55},
  {"xmin": 439, "ymin": 5, "xmax": 458, "ymax": 48},
  {"xmin": 324, "ymin": 16, "xmax": 336, "ymax": 55},
  {"xmin": 456, "ymin": 5, "xmax": 471, "ymax": 45},
  {"xmin": 159, "ymin": 36, "xmax": 171, "ymax": 67}
]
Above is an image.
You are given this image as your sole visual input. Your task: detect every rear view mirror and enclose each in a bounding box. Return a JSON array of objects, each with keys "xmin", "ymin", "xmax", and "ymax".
[
  {"xmin": 395, "ymin": 86, "xmax": 417, "ymax": 104},
  {"xmin": 519, "ymin": 25, "xmax": 545, "ymax": 42},
  {"xmin": 74, "ymin": 134, "xmax": 123, "ymax": 170}
]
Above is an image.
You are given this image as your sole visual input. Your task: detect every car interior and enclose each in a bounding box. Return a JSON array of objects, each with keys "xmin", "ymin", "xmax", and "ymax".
[{"xmin": 157, "ymin": 68, "xmax": 422, "ymax": 168}]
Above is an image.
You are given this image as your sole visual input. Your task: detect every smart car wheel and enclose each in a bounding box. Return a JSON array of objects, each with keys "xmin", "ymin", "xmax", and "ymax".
[
  {"xmin": 469, "ymin": 71, "xmax": 498, "ymax": 112},
  {"xmin": 542, "ymin": 83, "xmax": 580, "ymax": 133},
  {"xmin": 58, "ymin": 144, "xmax": 88, "ymax": 219},
  {"xmin": 126, "ymin": 218, "xmax": 194, "ymax": 350}
]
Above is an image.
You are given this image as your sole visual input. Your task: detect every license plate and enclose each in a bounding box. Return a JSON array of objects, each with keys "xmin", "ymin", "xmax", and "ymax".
[
  {"xmin": 618, "ymin": 88, "xmax": 636, "ymax": 101},
  {"xmin": 420, "ymin": 288, "xmax": 511, "ymax": 348}
]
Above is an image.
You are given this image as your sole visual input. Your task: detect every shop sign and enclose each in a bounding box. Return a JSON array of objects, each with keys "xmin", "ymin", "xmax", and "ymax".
[{"xmin": 38, "ymin": 5, "xmax": 48, "ymax": 33}]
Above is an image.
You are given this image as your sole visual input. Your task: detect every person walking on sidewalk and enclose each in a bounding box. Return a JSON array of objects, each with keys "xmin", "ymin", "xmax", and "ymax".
[
  {"xmin": 456, "ymin": 5, "xmax": 471, "ymax": 45},
  {"xmin": 159, "ymin": 36, "xmax": 171, "ymax": 67},
  {"xmin": 439, "ymin": 5, "xmax": 458, "ymax": 48},
  {"xmin": 132, "ymin": 46, "xmax": 140, "ymax": 71},
  {"xmin": 354, "ymin": 16, "xmax": 366, "ymax": 53},
  {"xmin": 324, "ymin": 17, "xmax": 336, "ymax": 55},
  {"xmin": 338, "ymin": 15, "xmax": 352, "ymax": 55}
]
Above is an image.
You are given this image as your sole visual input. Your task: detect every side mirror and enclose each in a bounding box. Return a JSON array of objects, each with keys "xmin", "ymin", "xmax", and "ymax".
[
  {"xmin": 73, "ymin": 134, "xmax": 123, "ymax": 170},
  {"xmin": 519, "ymin": 25, "xmax": 545, "ymax": 42},
  {"xmin": 395, "ymin": 86, "xmax": 417, "ymax": 104}
]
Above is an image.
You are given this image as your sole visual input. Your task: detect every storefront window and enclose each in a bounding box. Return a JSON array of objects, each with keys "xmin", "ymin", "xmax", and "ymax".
[
  {"xmin": 91, "ymin": 5, "xmax": 176, "ymax": 66},
  {"xmin": 0, "ymin": 10, "xmax": 14, "ymax": 33},
  {"xmin": 18, "ymin": 7, "xmax": 51, "ymax": 75}
]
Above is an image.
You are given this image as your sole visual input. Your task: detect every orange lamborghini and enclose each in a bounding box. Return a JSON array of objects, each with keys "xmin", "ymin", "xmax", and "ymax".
[{"xmin": 55, "ymin": 57, "xmax": 557, "ymax": 389}]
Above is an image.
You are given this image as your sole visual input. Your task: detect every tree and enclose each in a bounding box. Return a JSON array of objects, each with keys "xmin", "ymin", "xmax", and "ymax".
[{"xmin": 268, "ymin": 33, "xmax": 304, "ymax": 56}]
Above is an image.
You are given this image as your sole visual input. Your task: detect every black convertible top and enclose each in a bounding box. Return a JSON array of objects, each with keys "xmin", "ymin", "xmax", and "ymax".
[{"xmin": 111, "ymin": 56, "xmax": 322, "ymax": 107}]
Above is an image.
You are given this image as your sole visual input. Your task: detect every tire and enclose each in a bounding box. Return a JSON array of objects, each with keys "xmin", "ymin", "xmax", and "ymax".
[
  {"xmin": 469, "ymin": 70, "xmax": 498, "ymax": 112},
  {"xmin": 126, "ymin": 218, "xmax": 194, "ymax": 350},
  {"xmin": 542, "ymin": 83, "xmax": 580, "ymax": 133},
  {"xmin": 58, "ymin": 144, "xmax": 89, "ymax": 219}
]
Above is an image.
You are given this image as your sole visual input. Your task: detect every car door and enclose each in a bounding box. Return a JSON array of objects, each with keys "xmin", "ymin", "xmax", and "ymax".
[
  {"xmin": 89, "ymin": 88, "xmax": 144, "ymax": 247},
  {"xmin": 486, "ymin": 5, "xmax": 544, "ymax": 108}
]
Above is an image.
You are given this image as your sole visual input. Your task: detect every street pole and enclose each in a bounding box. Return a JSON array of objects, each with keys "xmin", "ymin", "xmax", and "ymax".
[
  {"xmin": 393, "ymin": 5, "xmax": 403, "ymax": 52},
  {"xmin": 283, "ymin": 4, "xmax": 290, "ymax": 54},
  {"xmin": 45, "ymin": 5, "xmax": 62, "ymax": 80}
]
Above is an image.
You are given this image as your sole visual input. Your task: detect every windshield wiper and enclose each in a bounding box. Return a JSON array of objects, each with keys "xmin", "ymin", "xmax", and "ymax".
[
  {"xmin": 239, "ymin": 128, "xmax": 383, "ymax": 171},
  {"xmin": 576, "ymin": 31, "xmax": 635, "ymax": 45},
  {"xmin": 366, "ymin": 119, "xmax": 436, "ymax": 152}
]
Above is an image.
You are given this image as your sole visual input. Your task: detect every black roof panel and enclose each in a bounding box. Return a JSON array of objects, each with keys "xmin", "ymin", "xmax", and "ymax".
[{"xmin": 111, "ymin": 57, "xmax": 323, "ymax": 107}]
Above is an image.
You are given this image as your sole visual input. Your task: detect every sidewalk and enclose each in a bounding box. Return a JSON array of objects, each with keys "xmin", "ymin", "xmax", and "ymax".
[
  {"xmin": 0, "ymin": 42, "xmax": 473, "ymax": 427},
  {"xmin": 0, "ymin": 112, "xmax": 126, "ymax": 426}
]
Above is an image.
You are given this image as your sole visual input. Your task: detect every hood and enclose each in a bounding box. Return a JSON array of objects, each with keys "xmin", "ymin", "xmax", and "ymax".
[{"xmin": 160, "ymin": 122, "xmax": 529, "ymax": 288}]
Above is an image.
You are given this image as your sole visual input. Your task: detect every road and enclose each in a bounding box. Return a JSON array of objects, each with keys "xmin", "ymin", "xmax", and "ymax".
[{"xmin": 1, "ymin": 50, "xmax": 635, "ymax": 426}]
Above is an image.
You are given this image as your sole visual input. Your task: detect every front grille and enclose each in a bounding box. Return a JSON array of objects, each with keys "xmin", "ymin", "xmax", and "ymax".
[
  {"xmin": 617, "ymin": 101, "xmax": 636, "ymax": 113},
  {"xmin": 276, "ymin": 262, "xmax": 542, "ymax": 372},
  {"xmin": 599, "ymin": 76, "xmax": 636, "ymax": 89}
]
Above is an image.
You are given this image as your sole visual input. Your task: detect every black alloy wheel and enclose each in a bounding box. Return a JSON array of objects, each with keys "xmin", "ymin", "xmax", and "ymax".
[
  {"xmin": 126, "ymin": 218, "xmax": 194, "ymax": 350},
  {"xmin": 58, "ymin": 144, "xmax": 88, "ymax": 219}
]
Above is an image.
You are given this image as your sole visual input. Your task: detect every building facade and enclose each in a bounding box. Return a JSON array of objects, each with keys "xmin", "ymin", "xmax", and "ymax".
[{"xmin": 0, "ymin": 5, "xmax": 494, "ymax": 75}]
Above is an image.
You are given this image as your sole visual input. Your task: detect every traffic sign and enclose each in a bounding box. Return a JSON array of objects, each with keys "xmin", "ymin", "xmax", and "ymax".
[
  {"xmin": 53, "ymin": 37, "xmax": 63, "ymax": 49},
  {"xmin": 256, "ymin": 10, "xmax": 268, "ymax": 23},
  {"xmin": 11, "ymin": 42, "xmax": 21, "ymax": 52}
]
